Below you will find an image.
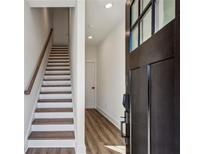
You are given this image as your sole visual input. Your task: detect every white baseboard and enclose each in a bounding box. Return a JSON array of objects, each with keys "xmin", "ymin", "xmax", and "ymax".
[
  {"xmin": 96, "ymin": 106, "xmax": 120, "ymax": 130},
  {"xmin": 24, "ymin": 99, "xmax": 37, "ymax": 152}
]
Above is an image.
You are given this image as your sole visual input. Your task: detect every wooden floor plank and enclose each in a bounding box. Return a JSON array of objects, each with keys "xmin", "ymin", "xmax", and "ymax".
[
  {"xmin": 85, "ymin": 109, "xmax": 125, "ymax": 154},
  {"xmin": 26, "ymin": 148, "xmax": 75, "ymax": 154}
]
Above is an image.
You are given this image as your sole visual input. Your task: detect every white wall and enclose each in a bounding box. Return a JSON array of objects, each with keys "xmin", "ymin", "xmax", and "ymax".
[
  {"xmin": 96, "ymin": 21, "xmax": 125, "ymax": 128},
  {"xmin": 53, "ymin": 8, "xmax": 69, "ymax": 46},
  {"xmin": 69, "ymin": 0, "xmax": 86, "ymax": 153},
  {"xmin": 24, "ymin": 0, "xmax": 53, "ymax": 148},
  {"xmin": 85, "ymin": 45, "xmax": 97, "ymax": 62}
]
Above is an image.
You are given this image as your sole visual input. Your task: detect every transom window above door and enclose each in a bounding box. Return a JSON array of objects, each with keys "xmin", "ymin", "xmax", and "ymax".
[{"xmin": 129, "ymin": 0, "xmax": 176, "ymax": 53}]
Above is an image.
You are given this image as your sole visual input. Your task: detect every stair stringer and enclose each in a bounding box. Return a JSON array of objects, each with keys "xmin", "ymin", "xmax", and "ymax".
[{"xmin": 24, "ymin": 46, "xmax": 51, "ymax": 153}]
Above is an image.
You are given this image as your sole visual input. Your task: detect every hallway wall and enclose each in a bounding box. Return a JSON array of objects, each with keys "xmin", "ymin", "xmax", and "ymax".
[
  {"xmin": 96, "ymin": 21, "xmax": 125, "ymax": 128},
  {"xmin": 53, "ymin": 8, "xmax": 69, "ymax": 46},
  {"xmin": 85, "ymin": 45, "xmax": 97, "ymax": 62},
  {"xmin": 24, "ymin": 0, "xmax": 53, "ymax": 144}
]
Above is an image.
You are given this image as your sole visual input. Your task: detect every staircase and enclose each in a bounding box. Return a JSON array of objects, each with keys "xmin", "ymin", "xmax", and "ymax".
[{"xmin": 27, "ymin": 46, "xmax": 75, "ymax": 153}]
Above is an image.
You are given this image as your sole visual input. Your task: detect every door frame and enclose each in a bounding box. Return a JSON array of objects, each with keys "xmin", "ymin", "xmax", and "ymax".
[{"xmin": 85, "ymin": 60, "xmax": 97, "ymax": 109}]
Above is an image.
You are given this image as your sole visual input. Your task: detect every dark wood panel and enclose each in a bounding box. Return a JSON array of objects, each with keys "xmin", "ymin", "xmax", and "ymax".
[
  {"xmin": 129, "ymin": 21, "xmax": 175, "ymax": 69},
  {"xmin": 150, "ymin": 59, "xmax": 178, "ymax": 154},
  {"xmin": 131, "ymin": 66, "xmax": 148, "ymax": 154}
]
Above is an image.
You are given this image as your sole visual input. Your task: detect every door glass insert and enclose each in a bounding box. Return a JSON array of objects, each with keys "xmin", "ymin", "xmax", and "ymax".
[
  {"xmin": 131, "ymin": 0, "xmax": 139, "ymax": 26},
  {"xmin": 155, "ymin": 0, "xmax": 175, "ymax": 32},
  {"xmin": 140, "ymin": 0, "xmax": 150, "ymax": 13},
  {"xmin": 140, "ymin": 8, "xmax": 152, "ymax": 44},
  {"xmin": 130, "ymin": 25, "xmax": 138, "ymax": 52}
]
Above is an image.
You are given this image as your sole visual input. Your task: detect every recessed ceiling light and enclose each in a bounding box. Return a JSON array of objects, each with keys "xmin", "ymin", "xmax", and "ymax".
[
  {"xmin": 88, "ymin": 35, "xmax": 93, "ymax": 39},
  {"xmin": 105, "ymin": 3, "xmax": 113, "ymax": 9}
]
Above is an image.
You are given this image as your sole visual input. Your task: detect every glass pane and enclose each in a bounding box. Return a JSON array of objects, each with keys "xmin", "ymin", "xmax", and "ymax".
[
  {"xmin": 155, "ymin": 0, "xmax": 175, "ymax": 32},
  {"xmin": 131, "ymin": 0, "xmax": 139, "ymax": 26},
  {"xmin": 130, "ymin": 25, "xmax": 138, "ymax": 52},
  {"xmin": 140, "ymin": 8, "xmax": 152, "ymax": 44},
  {"xmin": 140, "ymin": 0, "xmax": 150, "ymax": 13}
]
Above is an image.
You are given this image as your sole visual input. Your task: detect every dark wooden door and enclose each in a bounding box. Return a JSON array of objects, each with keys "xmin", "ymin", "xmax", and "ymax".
[
  {"xmin": 122, "ymin": 0, "xmax": 180, "ymax": 154},
  {"xmin": 130, "ymin": 66, "xmax": 148, "ymax": 154},
  {"xmin": 150, "ymin": 59, "xmax": 177, "ymax": 154}
]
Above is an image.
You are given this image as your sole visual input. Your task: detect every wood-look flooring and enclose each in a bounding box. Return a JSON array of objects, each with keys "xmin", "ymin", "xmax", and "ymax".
[
  {"xmin": 85, "ymin": 109, "xmax": 125, "ymax": 154},
  {"xmin": 26, "ymin": 148, "xmax": 75, "ymax": 154}
]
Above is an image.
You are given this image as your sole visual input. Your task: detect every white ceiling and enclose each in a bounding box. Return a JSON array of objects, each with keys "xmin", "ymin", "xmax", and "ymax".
[
  {"xmin": 85, "ymin": 0, "xmax": 126, "ymax": 46},
  {"xmin": 27, "ymin": 0, "xmax": 76, "ymax": 7}
]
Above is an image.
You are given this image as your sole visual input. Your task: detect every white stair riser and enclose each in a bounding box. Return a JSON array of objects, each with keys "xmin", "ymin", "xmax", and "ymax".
[
  {"xmin": 45, "ymin": 71, "xmax": 71, "ymax": 74},
  {"xmin": 43, "ymin": 81, "xmax": 71, "ymax": 85},
  {"xmin": 48, "ymin": 61, "xmax": 70, "ymax": 65},
  {"xmin": 49, "ymin": 55, "xmax": 69, "ymax": 57},
  {"xmin": 39, "ymin": 94, "xmax": 72, "ymax": 99},
  {"xmin": 28, "ymin": 140, "xmax": 75, "ymax": 148},
  {"xmin": 31, "ymin": 125, "xmax": 75, "ymax": 131},
  {"xmin": 46, "ymin": 66, "xmax": 70, "ymax": 70},
  {"xmin": 48, "ymin": 60, "xmax": 70, "ymax": 62},
  {"xmin": 35, "ymin": 112, "xmax": 74, "ymax": 119},
  {"xmin": 49, "ymin": 55, "xmax": 70, "ymax": 60},
  {"xmin": 37, "ymin": 103, "xmax": 73, "ymax": 108},
  {"xmin": 41, "ymin": 87, "xmax": 72, "ymax": 92},
  {"xmin": 44, "ymin": 75, "xmax": 71, "ymax": 80},
  {"xmin": 52, "ymin": 47, "xmax": 68, "ymax": 48}
]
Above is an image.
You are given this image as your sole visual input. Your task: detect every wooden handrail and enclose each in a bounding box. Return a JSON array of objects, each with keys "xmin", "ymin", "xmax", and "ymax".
[{"xmin": 24, "ymin": 29, "xmax": 53, "ymax": 95}]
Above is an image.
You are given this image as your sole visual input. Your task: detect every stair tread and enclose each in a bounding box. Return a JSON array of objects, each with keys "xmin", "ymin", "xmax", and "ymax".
[
  {"xmin": 42, "ymin": 84, "xmax": 71, "ymax": 86},
  {"xmin": 50, "ymin": 52, "xmax": 68, "ymax": 54},
  {"xmin": 32, "ymin": 118, "xmax": 74, "ymax": 125},
  {"xmin": 26, "ymin": 148, "xmax": 75, "ymax": 154},
  {"xmin": 50, "ymin": 53, "xmax": 68, "ymax": 55},
  {"xmin": 49, "ymin": 55, "xmax": 69, "ymax": 57},
  {"xmin": 49, "ymin": 58, "xmax": 69, "ymax": 59},
  {"xmin": 35, "ymin": 108, "xmax": 73, "ymax": 113},
  {"xmin": 28, "ymin": 131, "xmax": 74, "ymax": 140},
  {"xmin": 44, "ymin": 73, "xmax": 71, "ymax": 76},
  {"xmin": 47, "ymin": 65, "xmax": 70, "ymax": 67},
  {"xmin": 38, "ymin": 99, "xmax": 72, "ymax": 103},
  {"xmin": 43, "ymin": 78, "xmax": 71, "ymax": 81},
  {"xmin": 48, "ymin": 61, "xmax": 69, "ymax": 63},
  {"xmin": 40, "ymin": 91, "xmax": 72, "ymax": 94},
  {"xmin": 46, "ymin": 69, "xmax": 70, "ymax": 71},
  {"xmin": 52, "ymin": 46, "xmax": 68, "ymax": 47}
]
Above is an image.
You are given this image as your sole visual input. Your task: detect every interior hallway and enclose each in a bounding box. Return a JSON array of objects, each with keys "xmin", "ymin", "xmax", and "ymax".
[{"xmin": 85, "ymin": 109, "xmax": 125, "ymax": 154}]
